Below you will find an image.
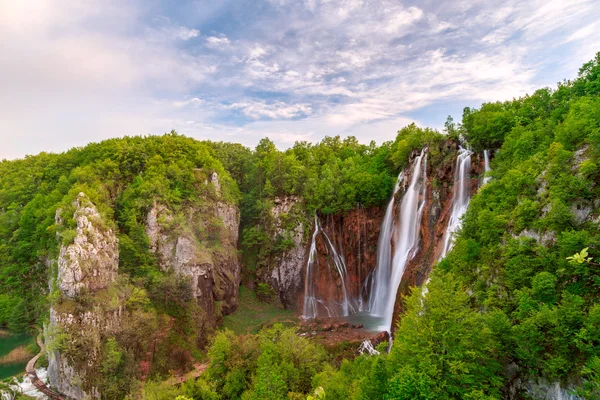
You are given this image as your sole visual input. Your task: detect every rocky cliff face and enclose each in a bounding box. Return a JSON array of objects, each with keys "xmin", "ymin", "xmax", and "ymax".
[
  {"xmin": 47, "ymin": 193, "xmax": 120, "ymax": 400},
  {"xmin": 146, "ymin": 173, "xmax": 241, "ymax": 321},
  {"xmin": 266, "ymin": 196, "xmax": 306, "ymax": 308},
  {"xmin": 56, "ymin": 193, "xmax": 119, "ymax": 299}
]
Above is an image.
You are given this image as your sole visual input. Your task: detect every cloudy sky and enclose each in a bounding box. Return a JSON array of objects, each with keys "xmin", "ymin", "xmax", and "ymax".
[{"xmin": 1, "ymin": 0, "xmax": 599, "ymax": 159}]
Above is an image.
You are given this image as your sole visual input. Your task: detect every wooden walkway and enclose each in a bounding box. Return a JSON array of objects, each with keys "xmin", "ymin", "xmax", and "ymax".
[{"xmin": 26, "ymin": 327, "xmax": 65, "ymax": 400}]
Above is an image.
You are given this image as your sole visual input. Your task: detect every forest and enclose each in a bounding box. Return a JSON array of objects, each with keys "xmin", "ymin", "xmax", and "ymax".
[{"xmin": 0, "ymin": 53, "xmax": 599, "ymax": 399}]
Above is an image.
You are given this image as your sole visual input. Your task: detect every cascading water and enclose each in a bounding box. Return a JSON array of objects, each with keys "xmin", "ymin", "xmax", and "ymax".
[
  {"xmin": 483, "ymin": 150, "xmax": 491, "ymax": 185},
  {"xmin": 439, "ymin": 147, "xmax": 472, "ymax": 259},
  {"xmin": 0, "ymin": 368, "xmax": 49, "ymax": 400},
  {"xmin": 366, "ymin": 172, "xmax": 403, "ymax": 313},
  {"xmin": 302, "ymin": 215, "xmax": 355, "ymax": 319},
  {"xmin": 368, "ymin": 149, "xmax": 428, "ymax": 332}
]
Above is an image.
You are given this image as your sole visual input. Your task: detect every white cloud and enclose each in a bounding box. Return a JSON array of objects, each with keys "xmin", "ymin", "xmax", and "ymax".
[
  {"xmin": 384, "ymin": 6, "xmax": 424, "ymax": 33},
  {"xmin": 228, "ymin": 101, "xmax": 312, "ymax": 119},
  {"xmin": 177, "ymin": 27, "xmax": 200, "ymax": 40},
  {"xmin": 206, "ymin": 35, "xmax": 230, "ymax": 47}
]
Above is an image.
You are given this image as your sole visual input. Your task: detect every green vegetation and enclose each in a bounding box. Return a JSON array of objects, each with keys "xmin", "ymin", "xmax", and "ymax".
[{"xmin": 221, "ymin": 286, "xmax": 295, "ymax": 334}]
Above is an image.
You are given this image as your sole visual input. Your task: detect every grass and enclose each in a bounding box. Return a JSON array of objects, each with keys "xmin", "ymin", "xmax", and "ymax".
[{"xmin": 221, "ymin": 286, "xmax": 297, "ymax": 334}]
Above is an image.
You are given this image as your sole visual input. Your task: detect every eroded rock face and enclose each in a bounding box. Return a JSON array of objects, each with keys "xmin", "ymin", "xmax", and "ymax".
[
  {"xmin": 145, "ymin": 178, "xmax": 240, "ymax": 320},
  {"xmin": 48, "ymin": 193, "xmax": 120, "ymax": 399},
  {"xmin": 57, "ymin": 193, "xmax": 119, "ymax": 299},
  {"xmin": 47, "ymin": 307, "xmax": 122, "ymax": 400},
  {"xmin": 267, "ymin": 196, "xmax": 306, "ymax": 308}
]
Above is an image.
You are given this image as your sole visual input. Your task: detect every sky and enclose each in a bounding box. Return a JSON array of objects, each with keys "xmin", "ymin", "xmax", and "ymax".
[{"xmin": 1, "ymin": 0, "xmax": 599, "ymax": 160}]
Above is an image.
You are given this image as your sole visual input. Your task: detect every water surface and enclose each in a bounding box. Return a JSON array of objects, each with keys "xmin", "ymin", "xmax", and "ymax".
[{"xmin": 0, "ymin": 330, "xmax": 34, "ymax": 380}]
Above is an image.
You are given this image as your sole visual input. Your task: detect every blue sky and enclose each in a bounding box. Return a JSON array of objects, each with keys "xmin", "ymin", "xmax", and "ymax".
[{"xmin": 1, "ymin": 0, "xmax": 599, "ymax": 159}]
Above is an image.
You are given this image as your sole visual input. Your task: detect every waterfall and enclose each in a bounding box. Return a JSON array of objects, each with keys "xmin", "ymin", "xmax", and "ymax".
[
  {"xmin": 302, "ymin": 215, "xmax": 354, "ymax": 319},
  {"xmin": 369, "ymin": 149, "xmax": 428, "ymax": 332},
  {"xmin": 302, "ymin": 216, "xmax": 321, "ymax": 319},
  {"xmin": 439, "ymin": 147, "xmax": 472, "ymax": 259},
  {"xmin": 483, "ymin": 150, "xmax": 491, "ymax": 185},
  {"xmin": 367, "ymin": 172, "xmax": 404, "ymax": 313}
]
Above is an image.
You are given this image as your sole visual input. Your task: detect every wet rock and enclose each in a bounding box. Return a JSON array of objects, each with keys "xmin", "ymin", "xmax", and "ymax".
[{"xmin": 372, "ymin": 331, "xmax": 390, "ymax": 345}]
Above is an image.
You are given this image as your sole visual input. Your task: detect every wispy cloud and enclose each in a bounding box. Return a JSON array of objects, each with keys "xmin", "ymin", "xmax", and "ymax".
[{"xmin": 1, "ymin": 0, "xmax": 599, "ymax": 159}]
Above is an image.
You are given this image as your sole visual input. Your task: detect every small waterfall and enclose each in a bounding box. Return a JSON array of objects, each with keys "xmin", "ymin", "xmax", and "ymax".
[
  {"xmin": 439, "ymin": 147, "xmax": 472, "ymax": 259},
  {"xmin": 302, "ymin": 215, "xmax": 354, "ymax": 319},
  {"xmin": 302, "ymin": 216, "xmax": 321, "ymax": 319},
  {"xmin": 483, "ymin": 150, "xmax": 491, "ymax": 185},
  {"xmin": 369, "ymin": 149, "xmax": 428, "ymax": 332},
  {"xmin": 358, "ymin": 339, "xmax": 380, "ymax": 355},
  {"xmin": 0, "ymin": 368, "xmax": 49, "ymax": 400}
]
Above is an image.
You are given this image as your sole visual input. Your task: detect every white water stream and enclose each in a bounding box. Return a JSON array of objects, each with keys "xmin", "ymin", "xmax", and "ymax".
[
  {"xmin": 368, "ymin": 149, "xmax": 428, "ymax": 332},
  {"xmin": 439, "ymin": 147, "xmax": 472, "ymax": 259}
]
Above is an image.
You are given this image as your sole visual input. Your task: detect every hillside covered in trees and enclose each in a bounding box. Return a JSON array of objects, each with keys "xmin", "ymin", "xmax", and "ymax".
[{"xmin": 0, "ymin": 54, "xmax": 599, "ymax": 399}]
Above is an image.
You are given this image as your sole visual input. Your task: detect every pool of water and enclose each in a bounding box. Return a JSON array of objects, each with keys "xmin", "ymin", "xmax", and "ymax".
[
  {"xmin": 0, "ymin": 331, "xmax": 34, "ymax": 380},
  {"xmin": 339, "ymin": 311, "xmax": 387, "ymax": 332}
]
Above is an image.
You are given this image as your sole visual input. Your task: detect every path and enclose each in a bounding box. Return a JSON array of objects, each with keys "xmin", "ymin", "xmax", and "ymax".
[{"xmin": 26, "ymin": 327, "xmax": 65, "ymax": 400}]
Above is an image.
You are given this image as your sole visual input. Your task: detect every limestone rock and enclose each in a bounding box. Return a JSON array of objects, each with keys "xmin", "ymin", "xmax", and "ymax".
[
  {"xmin": 145, "ymin": 196, "xmax": 240, "ymax": 319},
  {"xmin": 57, "ymin": 193, "xmax": 118, "ymax": 299},
  {"xmin": 267, "ymin": 196, "xmax": 306, "ymax": 308}
]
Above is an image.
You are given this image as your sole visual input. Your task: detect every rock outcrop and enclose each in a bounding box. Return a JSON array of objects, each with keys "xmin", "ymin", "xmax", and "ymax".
[
  {"xmin": 56, "ymin": 193, "xmax": 119, "ymax": 299},
  {"xmin": 47, "ymin": 193, "xmax": 120, "ymax": 400},
  {"xmin": 266, "ymin": 196, "xmax": 306, "ymax": 308},
  {"xmin": 146, "ymin": 173, "xmax": 241, "ymax": 320}
]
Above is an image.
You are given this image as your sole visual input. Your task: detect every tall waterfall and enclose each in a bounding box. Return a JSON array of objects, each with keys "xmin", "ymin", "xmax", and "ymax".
[
  {"xmin": 367, "ymin": 172, "xmax": 403, "ymax": 312},
  {"xmin": 368, "ymin": 149, "xmax": 428, "ymax": 332},
  {"xmin": 439, "ymin": 147, "xmax": 472, "ymax": 259},
  {"xmin": 302, "ymin": 215, "xmax": 354, "ymax": 319},
  {"xmin": 483, "ymin": 150, "xmax": 491, "ymax": 185}
]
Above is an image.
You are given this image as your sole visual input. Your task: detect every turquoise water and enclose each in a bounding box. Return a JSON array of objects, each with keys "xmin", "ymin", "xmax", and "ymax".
[
  {"xmin": 0, "ymin": 331, "xmax": 34, "ymax": 380},
  {"xmin": 340, "ymin": 311, "xmax": 386, "ymax": 332}
]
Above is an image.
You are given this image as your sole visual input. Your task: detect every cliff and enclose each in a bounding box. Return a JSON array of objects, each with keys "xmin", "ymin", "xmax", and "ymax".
[
  {"xmin": 265, "ymin": 196, "xmax": 307, "ymax": 308},
  {"xmin": 145, "ymin": 181, "xmax": 240, "ymax": 325},
  {"xmin": 46, "ymin": 174, "xmax": 241, "ymax": 399},
  {"xmin": 302, "ymin": 206, "xmax": 385, "ymax": 316},
  {"xmin": 47, "ymin": 193, "xmax": 122, "ymax": 399}
]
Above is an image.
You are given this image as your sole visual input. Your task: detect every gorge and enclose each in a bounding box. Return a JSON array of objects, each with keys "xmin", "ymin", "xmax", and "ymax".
[{"xmin": 1, "ymin": 53, "xmax": 600, "ymax": 400}]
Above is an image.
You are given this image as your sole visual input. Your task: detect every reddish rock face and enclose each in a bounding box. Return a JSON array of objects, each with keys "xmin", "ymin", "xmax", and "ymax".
[
  {"xmin": 298, "ymin": 142, "xmax": 486, "ymax": 335},
  {"xmin": 298, "ymin": 206, "xmax": 384, "ymax": 316}
]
